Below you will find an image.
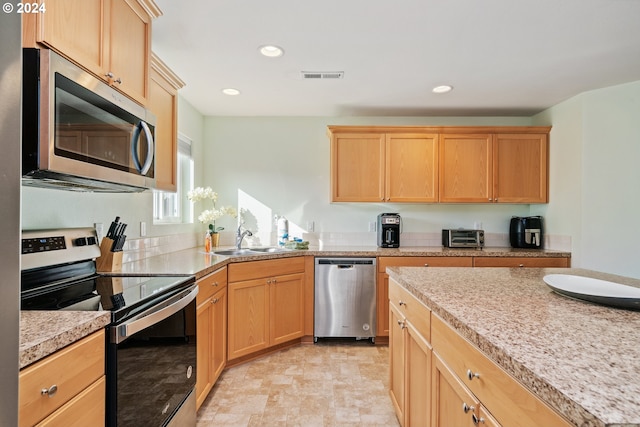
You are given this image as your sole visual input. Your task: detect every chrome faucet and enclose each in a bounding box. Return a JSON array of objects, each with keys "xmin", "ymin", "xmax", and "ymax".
[{"xmin": 236, "ymin": 225, "xmax": 253, "ymax": 249}]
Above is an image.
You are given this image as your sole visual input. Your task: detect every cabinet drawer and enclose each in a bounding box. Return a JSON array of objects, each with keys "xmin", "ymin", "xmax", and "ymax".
[
  {"xmin": 228, "ymin": 256, "xmax": 305, "ymax": 282},
  {"xmin": 19, "ymin": 330, "xmax": 105, "ymax": 427},
  {"xmin": 379, "ymin": 256, "xmax": 473, "ymax": 272},
  {"xmin": 389, "ymin": 279, "xmax": 431, "ymax": 342},
  {"xmin": 197, "ymin": 266, "xmax": 227, "ymax": 304},
  {"xmin": 473, "ymin": 257, "xmax": 569, "ymax": 268},
  {"xmin": 36, "ymin": 376, "xmax": 105, "ymax": 427},
  {"xmin": 431, "ymin": 315, "xmax": 571, "ymax": 427}
]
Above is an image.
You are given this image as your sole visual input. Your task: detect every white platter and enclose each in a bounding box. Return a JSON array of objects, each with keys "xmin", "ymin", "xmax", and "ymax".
[{"xmin": 543, "ymin": 274, "xmax": 640, "ymax": 310}]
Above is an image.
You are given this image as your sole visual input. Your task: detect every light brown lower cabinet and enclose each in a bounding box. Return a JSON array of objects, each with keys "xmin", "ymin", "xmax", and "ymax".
[
  {"xmin": 227, "ymin": 257, "xmax": 305, "ymax": 361},
  {"xmin": 389, "ymin": 280, "xmax": 432, "ymax": 427},
  {"xmin": 19, "ymin": 330, "xmax": 106, "ymax": 427},
  {"xmin": 195, "ymin": 266, "xmax": 227, "ymax": 409},
  {"xmin": 389, "ymin": 279, "xmax": 573, "ymax": 427}
]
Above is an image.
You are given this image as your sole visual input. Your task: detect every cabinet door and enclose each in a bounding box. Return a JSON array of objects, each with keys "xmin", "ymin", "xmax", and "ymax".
[
  {"xmin": 376, "ymin": 272, "xmax": 390, "ymax": 337},
  {"xmin": 406, "ymin": 321, "xmax": 432, "ymax": 427},
  {"xmin": 34, "ymin": 0, "xmax": 106, "ymax": 76},
  {"xmin": 211, "ymin": 287, "xmax": 228, "ymax": 384},
  {"xmin": 195, "ymin": 297, "xmax": 213, "ymax": 409},
  {"xmin": 108, "ymin": 0, "xmax": 151, "ymax": 105},
  {"xmin": 331, "ymin": 133, "xmax": 385, "ymax": 201},
  {"xmin": 389, "ymin": 302, "xmax": 406, "ymax": 425},
  {"xmin": 228, "ymin": 279, "xmax": 270, "ymax": 360},
  {"xmin": 439, "ymin": 134, "xmax": 492, "ymax": 203},
  {"xmin": 386, "ymin": 133, "xmax": 438, "ymax": 202},
  {"xmin": 493, "ymin": 134, "xmax": 548, "ymax": 203},
  {"xmin": 270, "ymin": 273, "xmax": 304, "ymax": 345},
  {"xmin": 150, "ymin": 64, "xmax": 178, "ymax": 191},
  {"xmin": 432, "ymin": 354, "xmax": 478, "ymax": 427}
]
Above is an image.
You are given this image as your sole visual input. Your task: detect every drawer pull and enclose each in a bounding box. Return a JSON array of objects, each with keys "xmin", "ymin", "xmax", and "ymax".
[
  {"xmin": 213, "ymin": 281, "xmax": 219, "ymax": 287},
  {"xmin": 467, "ymin": 369, "xmax": 480, "ymax": 381},
  {"xmin": 398, "ymin": 300, "xmax": 406, "ymax": 306},
  {"xmin": 397, "ymin": 320, "xmax": 406, "ymax": 329},
  {"xmin": 424, "ymin": 264, "xmax": 429, "ymax": 267},
  {"xmin": 462, "ymin": 402, "xmax": 475, "ymax": 413},
  {"xmin": 212, "ymin": 297, "xmax": 219, "ymax": 304},
  {"xmin": 41, "ymin": 385, "xmax": 58, "ymax": 398},
  {"xmin": 519, "ymin": 264, "xmax": 525, "ymax": 268},
  {"xmin": 472, "ymin": 414, "xmax": 485, "ymax": 425}
]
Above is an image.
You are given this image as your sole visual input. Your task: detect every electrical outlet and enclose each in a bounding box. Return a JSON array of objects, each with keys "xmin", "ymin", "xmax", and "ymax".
[
  {"xmin": 140, "ymin": 221, "xmax": 147, "ymax": 237},
  {"xmin": 94, "ymin": 222, "xmax": 104, "ymax": 240},
  {"xmin": 368, "ymin": 221, "xmax": 376, "ymax": 232},
  {"xmin": 306, "ymin": 221, "xmax": 315, "ymax": 232}
]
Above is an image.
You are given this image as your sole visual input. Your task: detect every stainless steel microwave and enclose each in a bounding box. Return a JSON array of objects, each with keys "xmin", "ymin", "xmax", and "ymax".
[{"xmin": 22, "ymin": 48, "xmax": 156, "ymax": 192}]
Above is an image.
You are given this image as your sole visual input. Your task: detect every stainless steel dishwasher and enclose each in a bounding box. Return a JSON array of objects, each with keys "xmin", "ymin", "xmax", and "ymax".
[{"xmin": 314, "ymin": 257, "xmax": 376, "ymax": 342}]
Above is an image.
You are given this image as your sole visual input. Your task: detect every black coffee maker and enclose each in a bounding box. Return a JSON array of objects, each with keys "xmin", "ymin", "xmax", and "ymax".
[
  {"xmin": 377, "ymin": 213, "xmax": 401, "ymax": 248},
  {"xmin": 510, "ymin": 216, "xmax": 544, "ymax": 248}
]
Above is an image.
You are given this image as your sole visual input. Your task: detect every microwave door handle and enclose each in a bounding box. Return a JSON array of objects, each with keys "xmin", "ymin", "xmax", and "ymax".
[
  {"xmin": 131, "ymin": 121, "xmax": 154, "ymax": 175},
  {"xmin": 113, "ymin": 285, "xmax": 198, "ymax": 344}
]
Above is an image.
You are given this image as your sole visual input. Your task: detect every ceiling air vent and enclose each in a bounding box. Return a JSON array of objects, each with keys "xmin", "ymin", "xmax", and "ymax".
[{"xmin": 301, "ymin": 71, "xmax": 344, "ymax": 79}]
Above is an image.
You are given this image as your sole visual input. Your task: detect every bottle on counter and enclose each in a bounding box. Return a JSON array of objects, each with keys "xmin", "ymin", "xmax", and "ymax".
[{"xmin": 276, "ymin": 215, "xmax": 289, "ymax": 246}]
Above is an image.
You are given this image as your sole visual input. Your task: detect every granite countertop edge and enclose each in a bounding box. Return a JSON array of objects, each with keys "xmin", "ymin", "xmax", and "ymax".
[{"xmin": 20, "ymin": 311, "xmax": 111, "ymax": 369}]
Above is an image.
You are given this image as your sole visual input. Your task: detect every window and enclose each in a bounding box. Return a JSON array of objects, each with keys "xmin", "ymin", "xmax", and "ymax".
[{"xmin": 153, "ymin": 134, "xmax": 194, "ymax": 224}]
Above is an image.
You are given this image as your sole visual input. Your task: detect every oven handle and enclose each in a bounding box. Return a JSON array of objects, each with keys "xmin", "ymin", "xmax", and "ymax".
[{"xmin": 112, "ymin": 285, "xmax": 198, "ymax": 344}]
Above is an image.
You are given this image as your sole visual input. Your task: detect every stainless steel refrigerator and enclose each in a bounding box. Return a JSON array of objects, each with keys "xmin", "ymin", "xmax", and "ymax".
[{"xmin": 0, "ymin": 11, "xmax": 22, "ymax": 427}]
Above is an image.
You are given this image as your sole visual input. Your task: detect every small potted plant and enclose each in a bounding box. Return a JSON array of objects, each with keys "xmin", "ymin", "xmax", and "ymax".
[{"xmin": 187, "ymin": 187, "xmax": 237, "ymax": 251}]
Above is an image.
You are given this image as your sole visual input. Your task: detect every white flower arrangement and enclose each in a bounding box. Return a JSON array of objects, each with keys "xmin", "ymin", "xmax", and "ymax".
[{"xmin": 187, "ymin": 187, "xmax": 237, "ymax": 234}]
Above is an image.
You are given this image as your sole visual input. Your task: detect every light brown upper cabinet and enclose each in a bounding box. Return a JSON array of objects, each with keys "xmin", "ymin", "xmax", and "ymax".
[
  {"xmin": 329, "ymin": 126, "xmax": 550, "ymax": 204},
  {"xmin": 439, "ymin": 134, "xmax": 493, "ymax": 203},
  {"xmin": 149, "ymin": 53, "xmax": 185, "ymax": 192},
  {"xmin": 439, "ymin": 132, "xmax": 548, "ymax": 203},
  {"xmin": 23, "ymin": 0, "xmax": 161, "ymax": 106},
  {"xmin": 493, "ymin": 133, "xmax": 548, "ymax": 203},
  {"xmin": 329, "ymin": 128, "xmax": 438, "ymax": 202}
]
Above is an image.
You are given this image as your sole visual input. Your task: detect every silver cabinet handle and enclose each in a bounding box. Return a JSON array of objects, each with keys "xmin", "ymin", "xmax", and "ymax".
[
  {"xmin": 462, "ymin": 402, "xmax": 475, "ymax": 413},
  {"xmin": 519, "ymin": 264, "xmax": 525, "ymax": 267},
  {"xmin": 473, "ymin": 414, "xmax": 485, "ymax": 425},
  {"xmin": 105, "ymin": 72, "xmax": 114, "ymax": 78},
  {"xmin": 467, "ymin": 369, "xmax": 480, "ymax": 381},
  {"xmin": 424, "ymin": 263, "xmax": 429, "ymax": 267},
  {"xmin": 41, "ymin": 385, "xmax": 58, "ymax": 398},
  {"xmin": 114, "ymin": 77, "xmax": 122, "ymax": 84},
  {"xmin": 213, "ymin": 281, "xmax": 219, "ymax": 287},
  {"xmin": 397, "ymin": 320, "xmax": 406, "ymax": 329},
  {"xmin": 398, "ymin": 300, "xmax": 406, "ymax": 306},
  {"xmin": 113, "ymin": 285, "xmax": 198, "ymax": 344}
]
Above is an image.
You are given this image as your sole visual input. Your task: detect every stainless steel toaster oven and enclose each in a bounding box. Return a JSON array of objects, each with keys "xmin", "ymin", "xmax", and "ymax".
[{"xmin": 442, "ymin": 229, "xmax": 485, "ymax": 248}]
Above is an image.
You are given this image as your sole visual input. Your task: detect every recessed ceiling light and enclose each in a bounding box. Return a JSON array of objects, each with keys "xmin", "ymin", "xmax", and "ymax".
[
  {"xmin": 259, "ymin": 45, "xmax": 284, "ymax": 58},
  {"xmin": 222, "ymin": 88, "xmax": 241, "ymax": 96},
  {"xmin": 432, "ymin": 85, "xmax": 453, "ymax": 94}
]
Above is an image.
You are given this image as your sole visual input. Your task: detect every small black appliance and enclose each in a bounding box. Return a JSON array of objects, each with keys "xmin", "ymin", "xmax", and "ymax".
[
  {"xmin": 510, "ymin": 216, "xmax": 544, "ymax": 248},
  {"xmin": 377, "ymin": 213, "xmax": 401, "ymax": 248}
]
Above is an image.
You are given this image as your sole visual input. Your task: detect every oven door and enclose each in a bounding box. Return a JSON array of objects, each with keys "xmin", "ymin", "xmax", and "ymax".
[{"xmin": 107, "ymin": 284, "xmax": 198, "ymax": 427}]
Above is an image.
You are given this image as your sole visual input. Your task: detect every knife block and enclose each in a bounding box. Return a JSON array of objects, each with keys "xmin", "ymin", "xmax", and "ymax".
[{"xmin": 96, "ymin": 237, "xmax": 123, "ymax": 272}]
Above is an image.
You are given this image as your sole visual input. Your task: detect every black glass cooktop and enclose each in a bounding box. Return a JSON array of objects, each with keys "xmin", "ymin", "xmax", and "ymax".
[{"xmin": 21, "ymin": 270, "xmax": 194, "ymax": 322}]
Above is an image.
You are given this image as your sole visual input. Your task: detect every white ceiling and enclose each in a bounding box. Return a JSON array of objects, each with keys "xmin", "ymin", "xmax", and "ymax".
[{"xmin": 151, "ymin": 0, "xmax": 640, "ymax": 117}]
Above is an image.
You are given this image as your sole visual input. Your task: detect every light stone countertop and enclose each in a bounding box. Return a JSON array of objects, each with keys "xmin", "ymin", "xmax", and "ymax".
[
  {"xmin": 20, "ymin": 310, "xmax": 110, "ymax": 369},
  {"xmin": 116, "ymin": 245, "xmax": 571, "ymax": 279},
  {"xmin": 19, "ymin": 246, "xmax": 570, "ymax": 370},
  {"xmin": 386, "ymin": 266, "xmax": 640, "ymax": 427}
]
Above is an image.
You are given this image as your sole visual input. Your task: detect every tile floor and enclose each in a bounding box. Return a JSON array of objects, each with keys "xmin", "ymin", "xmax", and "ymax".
[{"xmin": 196, "ymin": 340, "xmax": 400, "ymax": 426}]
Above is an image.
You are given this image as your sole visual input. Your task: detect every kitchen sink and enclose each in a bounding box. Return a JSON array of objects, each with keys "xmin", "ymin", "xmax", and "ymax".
[
  {"xmin": 249, "ymin": 247, "xmax": 288, "ymax": 253},
  {"xmin": 213, "ymin": 249, "xmax": 256, "ymax": 256}
]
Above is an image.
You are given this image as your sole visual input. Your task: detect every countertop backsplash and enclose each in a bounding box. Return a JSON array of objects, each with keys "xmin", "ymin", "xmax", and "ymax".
[{"xmin": 121, "ymin": 231, "xmax": 571, "ymax": 263}]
